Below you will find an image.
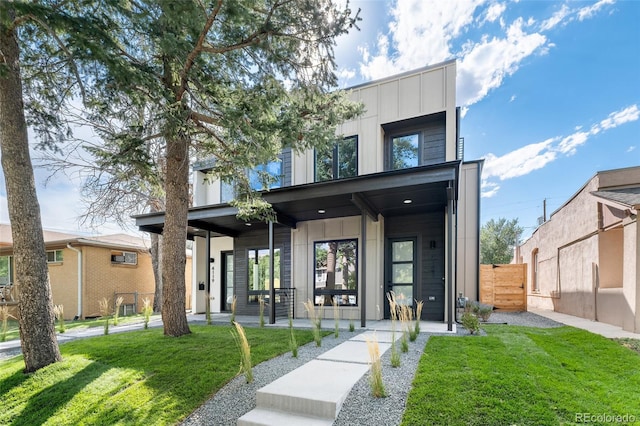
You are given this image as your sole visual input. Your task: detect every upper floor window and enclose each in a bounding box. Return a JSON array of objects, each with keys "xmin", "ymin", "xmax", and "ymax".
[
  {"xmin": 390, "ymin": 133, "xmax": 419, "ymax": 170},
  {"xmin": 221, "ymin": 159, "xmax": 283, "ymax": 203},
  {"xmin": 47, "ymin": 250, "xmax": 63, "ymax": 263},
  {"xmin": 315, "ymin": 136, "xmax": 358, "ymax": 182},
  {"xmin": 111, "ymin": 251, "xmax": 137, "ymax": 265}
]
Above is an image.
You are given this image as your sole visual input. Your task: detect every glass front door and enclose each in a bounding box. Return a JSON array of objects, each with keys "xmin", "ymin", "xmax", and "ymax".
[
  {"xmin": 385, "ymin": 238, "xmax": 416, "ymax": 317},
  {"xmin": 222, "ymin": 251, "xmax": 234, "ymax": 311}
]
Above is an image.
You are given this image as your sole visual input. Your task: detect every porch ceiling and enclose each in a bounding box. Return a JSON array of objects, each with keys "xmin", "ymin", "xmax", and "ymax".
[{"xmin": 134, "ymin": 161, "xmax": 460, "ymax": 238}]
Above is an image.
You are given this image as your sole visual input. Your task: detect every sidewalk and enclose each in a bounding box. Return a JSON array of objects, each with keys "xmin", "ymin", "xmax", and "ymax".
[{"xmin": 529, "ymin": 308, "xmax": 640, "ymax": 339}]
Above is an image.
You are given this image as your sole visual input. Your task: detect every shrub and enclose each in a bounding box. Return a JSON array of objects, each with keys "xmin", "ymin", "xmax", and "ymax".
[
  {"xmin": 478, "ymin": 303, "xmax": 493, "ymax": 322},
  {"xmin": 231, "ymin": 321, "xmax": 253, "ymax": 383},
  {"xmin": 461, "ymin": 311, "xmax": 480, "ymax": 335}
]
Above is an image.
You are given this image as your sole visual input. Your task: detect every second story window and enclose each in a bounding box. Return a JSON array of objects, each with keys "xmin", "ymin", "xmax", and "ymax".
[
  {"xmin": 390, "ymin": 133, "xmax": 419, "ymax": 170},
  {"xmin": 221, "ymin": 159, "xmax": 283, "ymax": 203},
  {"xmin": 315, "ymin": 136, "xmax": 358, "ymax": 182}
]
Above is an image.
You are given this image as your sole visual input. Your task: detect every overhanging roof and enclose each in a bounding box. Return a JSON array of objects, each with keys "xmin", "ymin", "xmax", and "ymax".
[
  {"xmin": 134, "ymin": 161, "xmax": 460, "ymax": 238},
  {"xmin": 591, "ymin": 186, "xmax": 640, "ymax": 212}
]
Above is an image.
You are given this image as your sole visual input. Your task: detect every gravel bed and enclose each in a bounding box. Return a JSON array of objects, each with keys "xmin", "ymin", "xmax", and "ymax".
[{"xmin": 181, "ymin": 311, "xmax": 563, "ymax": 426}]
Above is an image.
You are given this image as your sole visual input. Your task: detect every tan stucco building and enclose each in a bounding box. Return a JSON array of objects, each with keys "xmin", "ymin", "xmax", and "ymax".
[
  {"xmin": 516, "ymin": 166, "xmax": 640, "ymax": 333},
  {"xmin": 136, "ymin": 60, "xmax": 483, "ymax": 330},
  {"xmin": 0, "ymin": 225, "xmax": 192, "ymax": 319}
]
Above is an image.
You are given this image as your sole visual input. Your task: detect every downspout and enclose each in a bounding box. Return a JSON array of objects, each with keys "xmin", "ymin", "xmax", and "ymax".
[{"xmin": 66, "ymin": 243, "xmax": 82, "ymax": 319}]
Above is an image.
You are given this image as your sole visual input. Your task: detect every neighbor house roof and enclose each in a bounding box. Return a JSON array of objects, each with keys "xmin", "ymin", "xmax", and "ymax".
[{"xmin": 591, "ymin": 187, "xmax": 640, "ymax": 210}]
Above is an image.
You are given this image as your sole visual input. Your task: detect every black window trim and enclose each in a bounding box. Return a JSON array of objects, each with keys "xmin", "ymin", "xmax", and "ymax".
[{"xmin": 313, "ymin": 237, "xmax": 359, "ymax": 306}]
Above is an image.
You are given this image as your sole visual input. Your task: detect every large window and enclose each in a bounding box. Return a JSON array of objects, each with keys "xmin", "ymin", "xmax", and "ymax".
[
  {"xmin": 0, "ymin": 256, "xmax": 13, "ymax": 285},
  {"xmin": 221, "ymin": 159, "xmax": 283, "ymax": 203},
  {"xmin": 247, "ymin": 248, "xmax": 280, "ymax": 303},
  {"xmin": 390, "ymin": 133, "xmax": 419, "ymax": 170},
  {"xmin": 46, "ymin": 250, "xmax": 63, "ymax": 263},
  {"xmin": 315, "ymin": 136, "xmax": 358, "ymax": 182},
  {"xmin": 314, "ymin": 239, "xmax": 357, "ymax": 306}
]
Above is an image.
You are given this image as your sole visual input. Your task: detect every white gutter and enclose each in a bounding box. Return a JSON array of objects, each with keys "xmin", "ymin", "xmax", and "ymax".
[{"xmin": 66, "ymin": 244, "xmax": 82, "ymax": 319}]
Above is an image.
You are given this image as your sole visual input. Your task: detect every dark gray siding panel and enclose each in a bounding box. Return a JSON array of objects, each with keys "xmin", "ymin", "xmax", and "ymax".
[
  {"xmin": 421, "ymin": 122, "xmax": 446, "ymax": 166},
  {"xmin": 385, "ymin": 212, "xmax": 445, "ymax": 321},
  {"xmin": 233, "ymin": 227, "xmax": 291, "ymax": 315},
  {"xmin": 280, "ymin": 148, "xmax": 292, "ymax": 187}
]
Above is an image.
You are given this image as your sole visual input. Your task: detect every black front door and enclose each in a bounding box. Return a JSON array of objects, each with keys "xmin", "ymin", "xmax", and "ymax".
[
  {"xmin": 385, "ymin": 238, "xmax": 417, "ymax": 318},
  {"xmin": 221, "ymin": 251, "xmax": 234, "ymax": 311}
]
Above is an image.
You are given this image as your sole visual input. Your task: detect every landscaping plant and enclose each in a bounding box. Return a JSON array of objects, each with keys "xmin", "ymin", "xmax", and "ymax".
[
  {"xmin": 53, "ymin": 304, "xmax": 65, "ymax": 333},
  {"xmin": 231, "ymin": 321, "xmax": 253, "ymax": 383},
  {"xmin": 386, "ymin": 292, "xmax": 401, "ymax": 367},
  {"xmin": 99, "ymin": 297, "xmax": 111, "ymax": 335},
  {"xmin": 303, "ymin": 299, "xmax": 322, "ymax": 347},
  {"xmin": 230, "ymin": 295, "xmax": 237, "ymax": 324},
  {"xmin": 366, "ymin": 335, "xmax": 386, "ymax": 398},
  {"xmin": 332, "ymin": 296, "xmax": 339, "ymax": 338},
  {"xmin": 0, "ymin": 305, "xmax": 14, "ymax": 342},
  {"xmin": 414, "ymin": 299, "xmax": 424, "ymax": 335},
  {"xmin": 461, "ymin": 311, "xmax": 480, "ymax": 334},
  {"xmin": 113, "ymin": 296, "xmax": 124, "ymax": 326},
  {"xmin": 477, "ymin": 303, "xmax": 493, "ymax": 322},
  {"xmin": 288, "ymin": 314, "xmax": 298, "ymax": 358},
  {"xmin": 142, "ymin": 297, "xmax": 153, "ymax": 329},
  {"xmin": 259, "ymin": 296, "xmax": 266, "ymax": 328}
]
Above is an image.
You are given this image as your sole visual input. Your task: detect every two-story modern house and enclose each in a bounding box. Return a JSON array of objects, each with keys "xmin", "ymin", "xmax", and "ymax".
[{"xmin": 135, "ymin": 60, "xmax": 482, "ymax": 329}]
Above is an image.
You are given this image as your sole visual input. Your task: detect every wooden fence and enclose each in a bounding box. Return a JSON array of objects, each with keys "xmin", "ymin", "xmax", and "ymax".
[{"xmin": 480, "ymin": 264, "xmax": 527, "ymax": 311}]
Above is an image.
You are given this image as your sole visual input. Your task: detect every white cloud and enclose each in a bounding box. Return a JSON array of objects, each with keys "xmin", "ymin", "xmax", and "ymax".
[
  {"xmin": 483, "ymin": 2, "xmax": 507, "ymax": 24},
  {"xmin": 481, "ymin": 104, "xmax": 639, "ymax": 197},
  {"xmin": 540, "ymin": 4, "xmax": 571, "ymax": 31},
  {"xmin": 509, "ymin": 95, "xmax": 517, "ymax": 102},
  {"xmin": 599, "ymin": 104, "xmax": 640, "ymax": 130},
  {"xmin": 578, "ymin": 0, "xmax": 616, "ymax": 21},
  {"xmin": 627, "ymin": 146, "xmax": 636, "ymax": 153}
]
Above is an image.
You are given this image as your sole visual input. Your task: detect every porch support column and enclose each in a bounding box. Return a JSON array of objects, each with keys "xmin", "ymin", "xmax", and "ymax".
[
  {"xmin": 269, "ymin": 220, "xmax": 276, "ymax": 325},
  {"xmin": 446, "ymin": 184, "xmax": 454, "ymax": 332},
  {"xmin": 361, "ymin": 211, "xmax": 367, "ymax": 328},
  {"xmin": 205, "ymin": 230, "xmax": 211, "ymax": 316}
]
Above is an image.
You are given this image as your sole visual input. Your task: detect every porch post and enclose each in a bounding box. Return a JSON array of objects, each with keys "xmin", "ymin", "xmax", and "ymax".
[
  {"xmin": 447, "ymin": 184, "xmax": 454, "ymax": 332},
  {"xmin": 361, "ymin": 212, "xmax": 367, "ymax": 328},
  {"xmin": 269, "ymin": 220, "xmax": 276, "ymax": 325},
  {"xmin": 205, "ymin": 230, "xmax": 211, "ymax": 316}
]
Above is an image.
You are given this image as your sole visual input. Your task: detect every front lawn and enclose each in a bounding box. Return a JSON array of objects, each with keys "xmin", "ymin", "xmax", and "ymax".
[
  {"xmin": 402, "ymin": 326, "xmax": 640, "ymax": 425},
  {"xmin": 0, "ymin": 325, "xmax": 316, "ymax": 425}
]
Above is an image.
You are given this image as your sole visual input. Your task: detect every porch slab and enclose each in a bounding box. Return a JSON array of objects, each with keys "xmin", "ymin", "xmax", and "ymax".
[
  {"xmin": 237, "ymin": 408, "xmax": 333, "ymax": 426},
  {"xmin": 317, "ymin": 340, "xmax": 391, "ymax": 364},
  {"xmin": 349, "ymin": 330, "xmax": 397, "ymax": 343}
]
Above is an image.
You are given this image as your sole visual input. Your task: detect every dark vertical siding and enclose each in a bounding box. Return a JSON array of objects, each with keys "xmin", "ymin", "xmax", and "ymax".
[
  {"xmin": 421, "ymin": 122, "xmax": 446, "ymax": 166},
  {"xmin": 280, "ymin": 148, "xmax": 292, "ymax": 187},
  {"xmin": 386, "ymin": 212, "xmax": 445, "ymax": 321},
  {"xmin": 233, "ymin": 227, "xmax": 291, "ymax": 315}
]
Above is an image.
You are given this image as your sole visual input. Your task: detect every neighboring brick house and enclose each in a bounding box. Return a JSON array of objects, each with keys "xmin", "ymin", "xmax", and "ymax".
[
  {"xmin": 516, "ymin": 166, "xmax": 640, "ymax": 333},
  {"xmin": 0, "ymin": 225, "xmax": 192, "ymax": 319},
  {"xmin": 136, "ymin": 60, "xmax": 483, "ymax": 330}
]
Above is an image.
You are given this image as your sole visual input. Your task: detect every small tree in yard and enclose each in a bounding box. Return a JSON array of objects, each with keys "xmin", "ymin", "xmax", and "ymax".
[{"xmin": 480, "ymin": 218, "xmax": 524, "ymax": 264}]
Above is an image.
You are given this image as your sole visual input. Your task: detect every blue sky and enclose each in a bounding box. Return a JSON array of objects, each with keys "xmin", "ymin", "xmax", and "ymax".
[{"xmin": 1, "ymin": 0, "xmax": 638, "ymax": 239}]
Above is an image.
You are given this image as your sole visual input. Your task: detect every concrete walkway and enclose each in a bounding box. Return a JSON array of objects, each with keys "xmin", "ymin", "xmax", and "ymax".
[
  {"xmin": 529, "ymin": 308, "xmax": 640, "ymax": 339},
  {"xmin": 237, "ymin": 321, "xmax": 454, "ymax": 426}
]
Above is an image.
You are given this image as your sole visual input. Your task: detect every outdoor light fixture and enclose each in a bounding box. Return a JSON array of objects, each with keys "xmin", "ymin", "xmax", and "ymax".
[
  {"xmin": 318, "ymin": 209, "xmax": 326, "ymax": 214},
  {"xmin": 245, "ymin": 223, "xmax": 252, "ymax": 226},
  {"xmin": 403, "ymin": 199, "xmax": 413, "ymax": 204}
]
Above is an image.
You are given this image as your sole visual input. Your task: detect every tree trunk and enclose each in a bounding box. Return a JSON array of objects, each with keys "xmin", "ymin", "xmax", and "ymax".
[
  {"xmin": 0, "ymin": 17, "xmax": 62, "ymax": 372},
  {"xmin": 151, "ymin": 232, "xmax": 163, "ymax": 313},
  {"xmin": 161, "ymin": 134, "xmax": 191, "ymax": 336}
]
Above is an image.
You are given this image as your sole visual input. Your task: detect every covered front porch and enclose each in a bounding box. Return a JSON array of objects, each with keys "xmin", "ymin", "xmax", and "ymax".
[{"xmin": 134, "ymin": 161, "xmax": 461, "ymax": 330}]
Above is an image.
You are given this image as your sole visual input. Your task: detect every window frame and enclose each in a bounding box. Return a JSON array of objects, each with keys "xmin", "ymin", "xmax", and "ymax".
[
  {"xmin": 388, "ymin": 131, "xmax": 421, "ymax": 171},
  {"xmin": 221, "ymin": 157, "xmax": 284, "ymax": 203},
  {"xmin": 314, "ymin": 135, "xmax": 358, "ymax": 182},
  {"xmin": 313, "ymin": 238, "xmax": 358, "ymax": 306},
  {"xmin": 46, "ymin": 249, "xmax": 64, "ymax": 264},
  {"xmin": 111, "ymin": 250, "xmax": 138, "ymax": 266},
  {"xmin": 247, "ymin": 247, "xmax": 281, "ymax": 304}
]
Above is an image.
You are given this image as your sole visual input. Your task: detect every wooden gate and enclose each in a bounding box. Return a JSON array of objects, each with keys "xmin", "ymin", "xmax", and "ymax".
[{"xmin": 480, "ymin": 264, "xmax": 527, "ymax": 311}]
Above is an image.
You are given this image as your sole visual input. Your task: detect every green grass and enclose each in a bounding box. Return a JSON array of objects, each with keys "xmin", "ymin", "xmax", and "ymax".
[
  {"xmin": 2, "ymin": 314, "xmax": 160, "ymax": 342},
  {"xmin": 402, "ymin": 326, "xmax": 640, "ymax": 426},
  {"xmin": 0, "ymin": 325, "xmax": 317, "ymax": 425},
  {"xmin": 615, "ymin": 338, "xmax": 640, "ymax": 355}
]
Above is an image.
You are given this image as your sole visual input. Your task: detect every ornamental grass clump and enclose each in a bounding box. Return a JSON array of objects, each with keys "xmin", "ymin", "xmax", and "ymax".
[
  {"xmin": 332, "ymin": 296, "xmax": 340, "ymax": 338},
  {"xmin": 366, "ymin": 335, "xmax": 386, "ymax": 398},
  {"xmin": 386, "ymin": 292, "xmax": 401, "ymax": 367},
  {"xmin": 461, "ymin": 311, "xmax": 480, "ymax": 334},
  {"xmin": 99, "ymin": 297, "xmax": 111, "ymax": 335},
  {"xmin": 53, "ymin": 304, "xmax": 65, "ymax": 333},
  {"xmin": 414, "ymin": 299, "xmax": 424, "ymax": 335},
  {"xmin": 303, "ymin": 299, "xmax": 322, "ymax": 347},
  {"xmin": 399, "ymin": 303, "xmax": 412, "ymax": 350},
  {"xmin": 113, "ymin": 296, "xmax": 124, "ymax": 326},
  {"xmin": 142, "ymin": 297, "xmax": 153, "ymax": 329},
  {"xmin": 230, "ymin": 295, "xmax": 237, "ymax": 324},
  {"xmin": 288, "ymin": 314, "xmax": 298, "ymax": 358},
  {"xmin": 231, "ymin": 321, "xmax": 253, "ymax": 383},
  {"xmin": 258, "ymin": 296, "xmax": 266, "ymax": 328},
  {"xmin": 0, "ymin": 305, "xmax": 14, "ymax": 342}
]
